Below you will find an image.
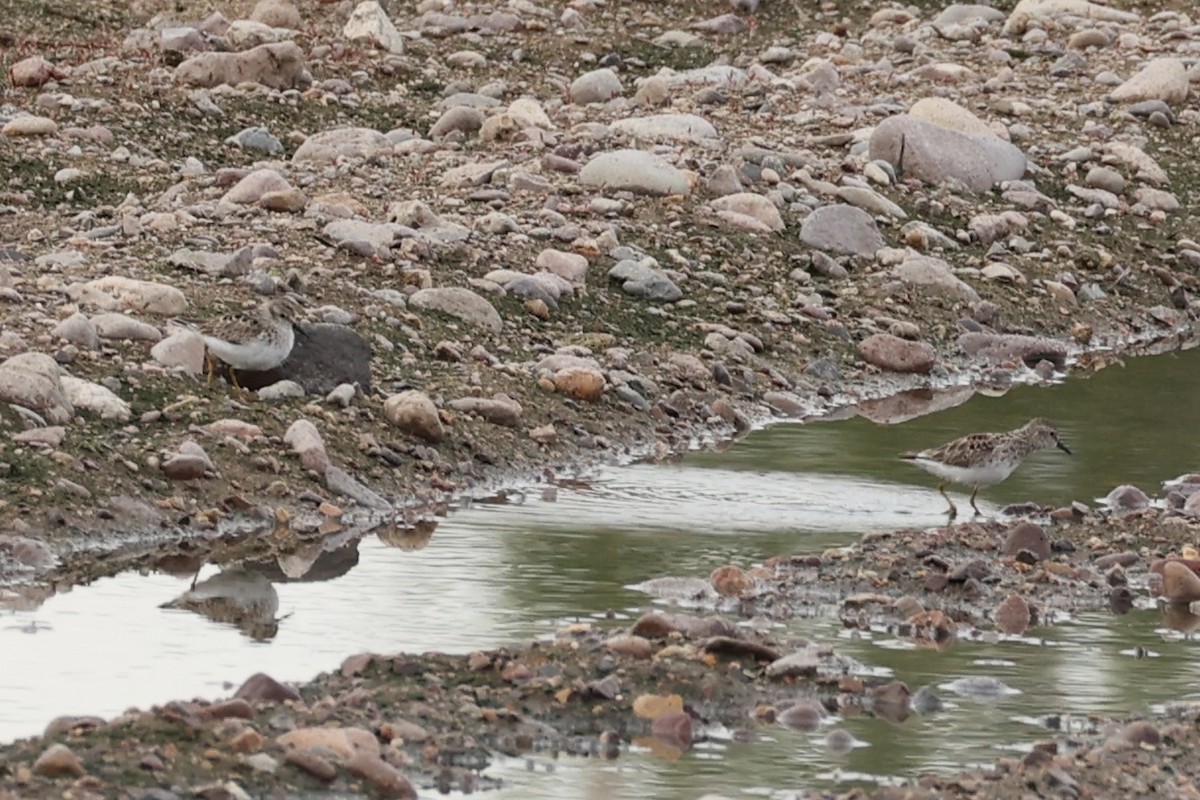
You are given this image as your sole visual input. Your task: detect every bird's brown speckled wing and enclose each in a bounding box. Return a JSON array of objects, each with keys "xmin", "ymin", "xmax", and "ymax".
[
  {"xmin": 917, "ymin": 432, "xmax": 1004, "ymax": 467},
  {"xmin": 204, "ymin": 309, "xmax": 272, "ymax": 344}
]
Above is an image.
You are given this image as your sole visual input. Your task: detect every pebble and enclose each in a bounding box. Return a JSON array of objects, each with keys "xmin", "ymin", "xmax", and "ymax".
[
  {"xmin": 1104, "ymin": 484, "xmax": 1150, "ymax": 512},
  {"xmin": 570, "ymin": 68, "xmax": 623, "ymax": 104},
  {"xmin": 33, "ymin": 743, "xmax": 85, "ymax": 778},
  {"xmin": 1002, "ymin": 522, "xmax": 1050, "ymax": 561},
  {"xmin": 993, "ymin": 594, "xmax": 1032, "ymax": 634},
  {"xmin": 858, "ymin": 334, "xmax": 935, "ymax": 374},
  {"xmin": 235, "ymin": 672, "xmax": 301, "ymax": 704},
  {"xmin": 383, "ymin": 390, "xmax": 446, "ymax": 443}
]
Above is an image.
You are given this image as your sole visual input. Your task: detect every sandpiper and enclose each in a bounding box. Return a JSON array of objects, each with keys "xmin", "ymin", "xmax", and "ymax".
[
  {"xmin": 900, "ymin": 417, "xmax": 1072, "ymax": 517},
  {"xmin": 194, "ymin": 294, "xmax": 306, "ymax": 387}
]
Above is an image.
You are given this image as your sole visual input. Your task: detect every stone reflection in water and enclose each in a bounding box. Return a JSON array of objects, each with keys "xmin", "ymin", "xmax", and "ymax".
[
  {"xmin": 377, "ymin": 518, "xmax": 438, "ymax": 551},
  {"xmin": 160, "ymin": 566, "xmax": 281, "ymax": 641},
  {"xmin": 1160, "ymin": 603, "xmax": 1200, "ymax": 635}
]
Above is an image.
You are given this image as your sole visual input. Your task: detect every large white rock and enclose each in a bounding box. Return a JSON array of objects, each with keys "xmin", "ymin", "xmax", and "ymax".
[
  {"xmin": 892, "ymin": 255, "xmax": 981, "ymax": 302},
  {"xmin": 0, "ymin": 352, "xmax": 73, "ymax": 424},
  {"xmin": 60, "ymin": 376, "xmax": 131, "ymax": 421},
  {"xmin": 710, "ymin": 193, "xmax": 784, "ymax": 231},
  {"xmin": 869, "ymin": 114, "xmax": 1025, "ymax": 192},
  {"xmin": 151, "ymin": 330, "xmax": 206, "ymax": 376},
  {"xmin": 908, "ymin": 97, "xmax": 995, "ymax": 136},
  {"xmin": 174, "ymin": 41, "xmax": 307, "ymax": 90},
  {"xmin": 66, "ymin": 276, "xmax": 188, "ymax": 316},
  {"xmin": 569, "ymin": 68, "xmax": 623, "ymax": 104},
  {"xmin": 1003, "ymin": 0, "xmax": 1138, "ymax": 35},
  {"xmin": 1109, "ymin": 58, "xmax": 1189, "ymax": 105},
  {"xmin": 579, "ymin": 150, "xmax": 691, "ymax": 196},
  {"xmin": 293, "ymin": 127, "xmax": 392, "ymax": 163},
  {"xmin": 343, "ymin": 1, "xmax": 405, "ymax": 54},
  {"xmin": 609, "ymin": 113, "xmax": 718, "ymax": 143}
]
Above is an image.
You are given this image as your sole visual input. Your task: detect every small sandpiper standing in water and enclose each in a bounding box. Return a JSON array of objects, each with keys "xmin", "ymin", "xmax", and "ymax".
[
  {"xmin": 900, "ymin": 418, "xmax": 1072, "ymax": 517},
  {"xmin": 192, "ymin": 294, "xmax": 307, "ymax": 388}
]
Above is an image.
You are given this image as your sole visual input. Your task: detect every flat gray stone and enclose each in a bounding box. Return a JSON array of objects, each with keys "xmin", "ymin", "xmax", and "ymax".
[
  {"xmin": 800, "ymin": 204, "xmax": 884, "ymax": 257},
  {"xmin": 409, "ymin": 287, "xmax": 503, "ymax": 332}
]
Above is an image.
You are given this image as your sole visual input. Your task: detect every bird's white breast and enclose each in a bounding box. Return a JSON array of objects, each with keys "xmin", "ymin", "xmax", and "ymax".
[{"xmin": 908, "ymin": 457, "xmax": 1015, "ymax": 487}]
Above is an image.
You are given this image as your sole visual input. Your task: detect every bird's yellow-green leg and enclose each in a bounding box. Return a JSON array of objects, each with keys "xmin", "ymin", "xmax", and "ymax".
[
  {"xmin": 969, "ymin": 487, "xmax": 983, "ymax": 516},
  {"xmin": 938, "ymin": 482, "xmax": 958, "ymax": 518},
  {"xmin": 205, "ymin": 352, "xmax": 216, "ymax": 386}
]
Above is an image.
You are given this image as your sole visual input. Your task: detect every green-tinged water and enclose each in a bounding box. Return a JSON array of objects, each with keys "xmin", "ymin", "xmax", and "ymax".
[
  {"xmin": 691, "ymin": 343, "xmax": 1200, "ymax": 512},
  {"xmin": 3, "ymin": 345, "xmax": 1200, "ymax": 797}
]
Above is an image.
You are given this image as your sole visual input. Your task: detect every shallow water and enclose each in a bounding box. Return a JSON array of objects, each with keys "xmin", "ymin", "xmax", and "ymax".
[{"xmin": 3, "ymin": 345, "xmax": 1200, "ymax": 797}]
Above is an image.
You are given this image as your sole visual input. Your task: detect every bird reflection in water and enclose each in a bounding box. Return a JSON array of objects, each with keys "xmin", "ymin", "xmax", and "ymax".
[{"xmin": 160, "ymin": 565, "xmax": 283, "ymax": 641}]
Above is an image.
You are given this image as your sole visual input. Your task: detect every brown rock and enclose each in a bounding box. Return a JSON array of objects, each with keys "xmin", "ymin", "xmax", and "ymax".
[
  {"xmin": 527, "ymin": 423, "xmax": 557, "ymax": 445},
  {"xmin": 605, "ymin": 634, "xmax": 654, "ymax": 659},
  {"xmin": 446, "ymin": 396, "xmax": 522, "ymax": 427},
  {"xmin": 160, "ymin": 453, "xmax": 210, "ymax": 480},
  {"xmin": 343, "ymin": 751, "xmax": 417, "ymax": 799},
  {"xmin": 1161, "ymin": 561, "xmax": 1200, "ymax": 604},
  {"xmin": 228, "ymin": 728, "xmax": 264, "ymax": 753},
  {"xmin": 284, "ymin": 747, "xmax": 337, "ymax": 782},
  {"xmin": 201, "ymin": 699, "xmax": 253, "ymax": 720},
  {"xmin": 383, "ymin": 390, "xmax": 445, "ymax": 443},
  {"xmin": 235, "ymin": 672, "xmax": 301, "ymax": 704},
  {"xmin": 700, "ymin": 636, "xmax": 782, "ymax": 663},
  {"xmin": 778, "ymin": 698, "xmax": 825, "ymax": 731},
  {"xmin": 1105, "ymin": 484, "xmax": 1150, "ymax": 512},
  {"xmin": 1095, "ymin": 552, "xmax": 1139, "ymax": 569},
  {"xmin": 33, "ymin": 743, "xmax": 85, "ymax": 778},
  {"xmin": 42, "ymin": 716, "xmax": 104, "ymax": 739},
  {"xmin": 552, "ymin": 366, "xmax": 605, "ymax": 401},
  {"xmin": 379, "ymin": 720, "xmax": 429, "ymax": 744},
  {"xmin": 629, "ymin": 611, "xmax": 736, "ymax": 640},
  {"xmin": 9, "ymin": 56, "xmax": 65, "ymax": 87},
  {"xmin": 500, "ymin": 661, "xmax": 532, "ymax": 683},
  {"xmin": 341, "ymin": 652, "xmax": 374, "ymax": 677},
  {"xmin": 1002, "ymin": 522, "xmax": 1050, "ymax": 561},
  {"xmin": 1120, "ymin": 720, "xmax": 1160, "ymax": 746},
  {"xmin": 993, "ymin": 594, "xmax": 1032, "ymax": 634},
  {"xmin": 277, "ymin": 726, "xmax": 380, "ymax": 761},
  {"xmin": 858, "ymin": 333, "xmax": 935, "ymax": 374},
  {"xmin": 1151, "ymin": 558, "xmax": 1200, "ymax": 577},
  {"xmin": 632, "ymin": 693, "xmax": 683, "ymax": 720},
  {"xmin": 710, "ymin": 564, "xmax": 751, "ymax": 597},
  {"xmin": 524, "ymin": 298, "xmax": 551, "ymax": 319},
  {"xmin": 260, "ymin": 188, "xmax": 307, "ymax": 212},
  {"xmin": 872, "ymin": 681, "xmax": 911, "ymax": 723}
]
